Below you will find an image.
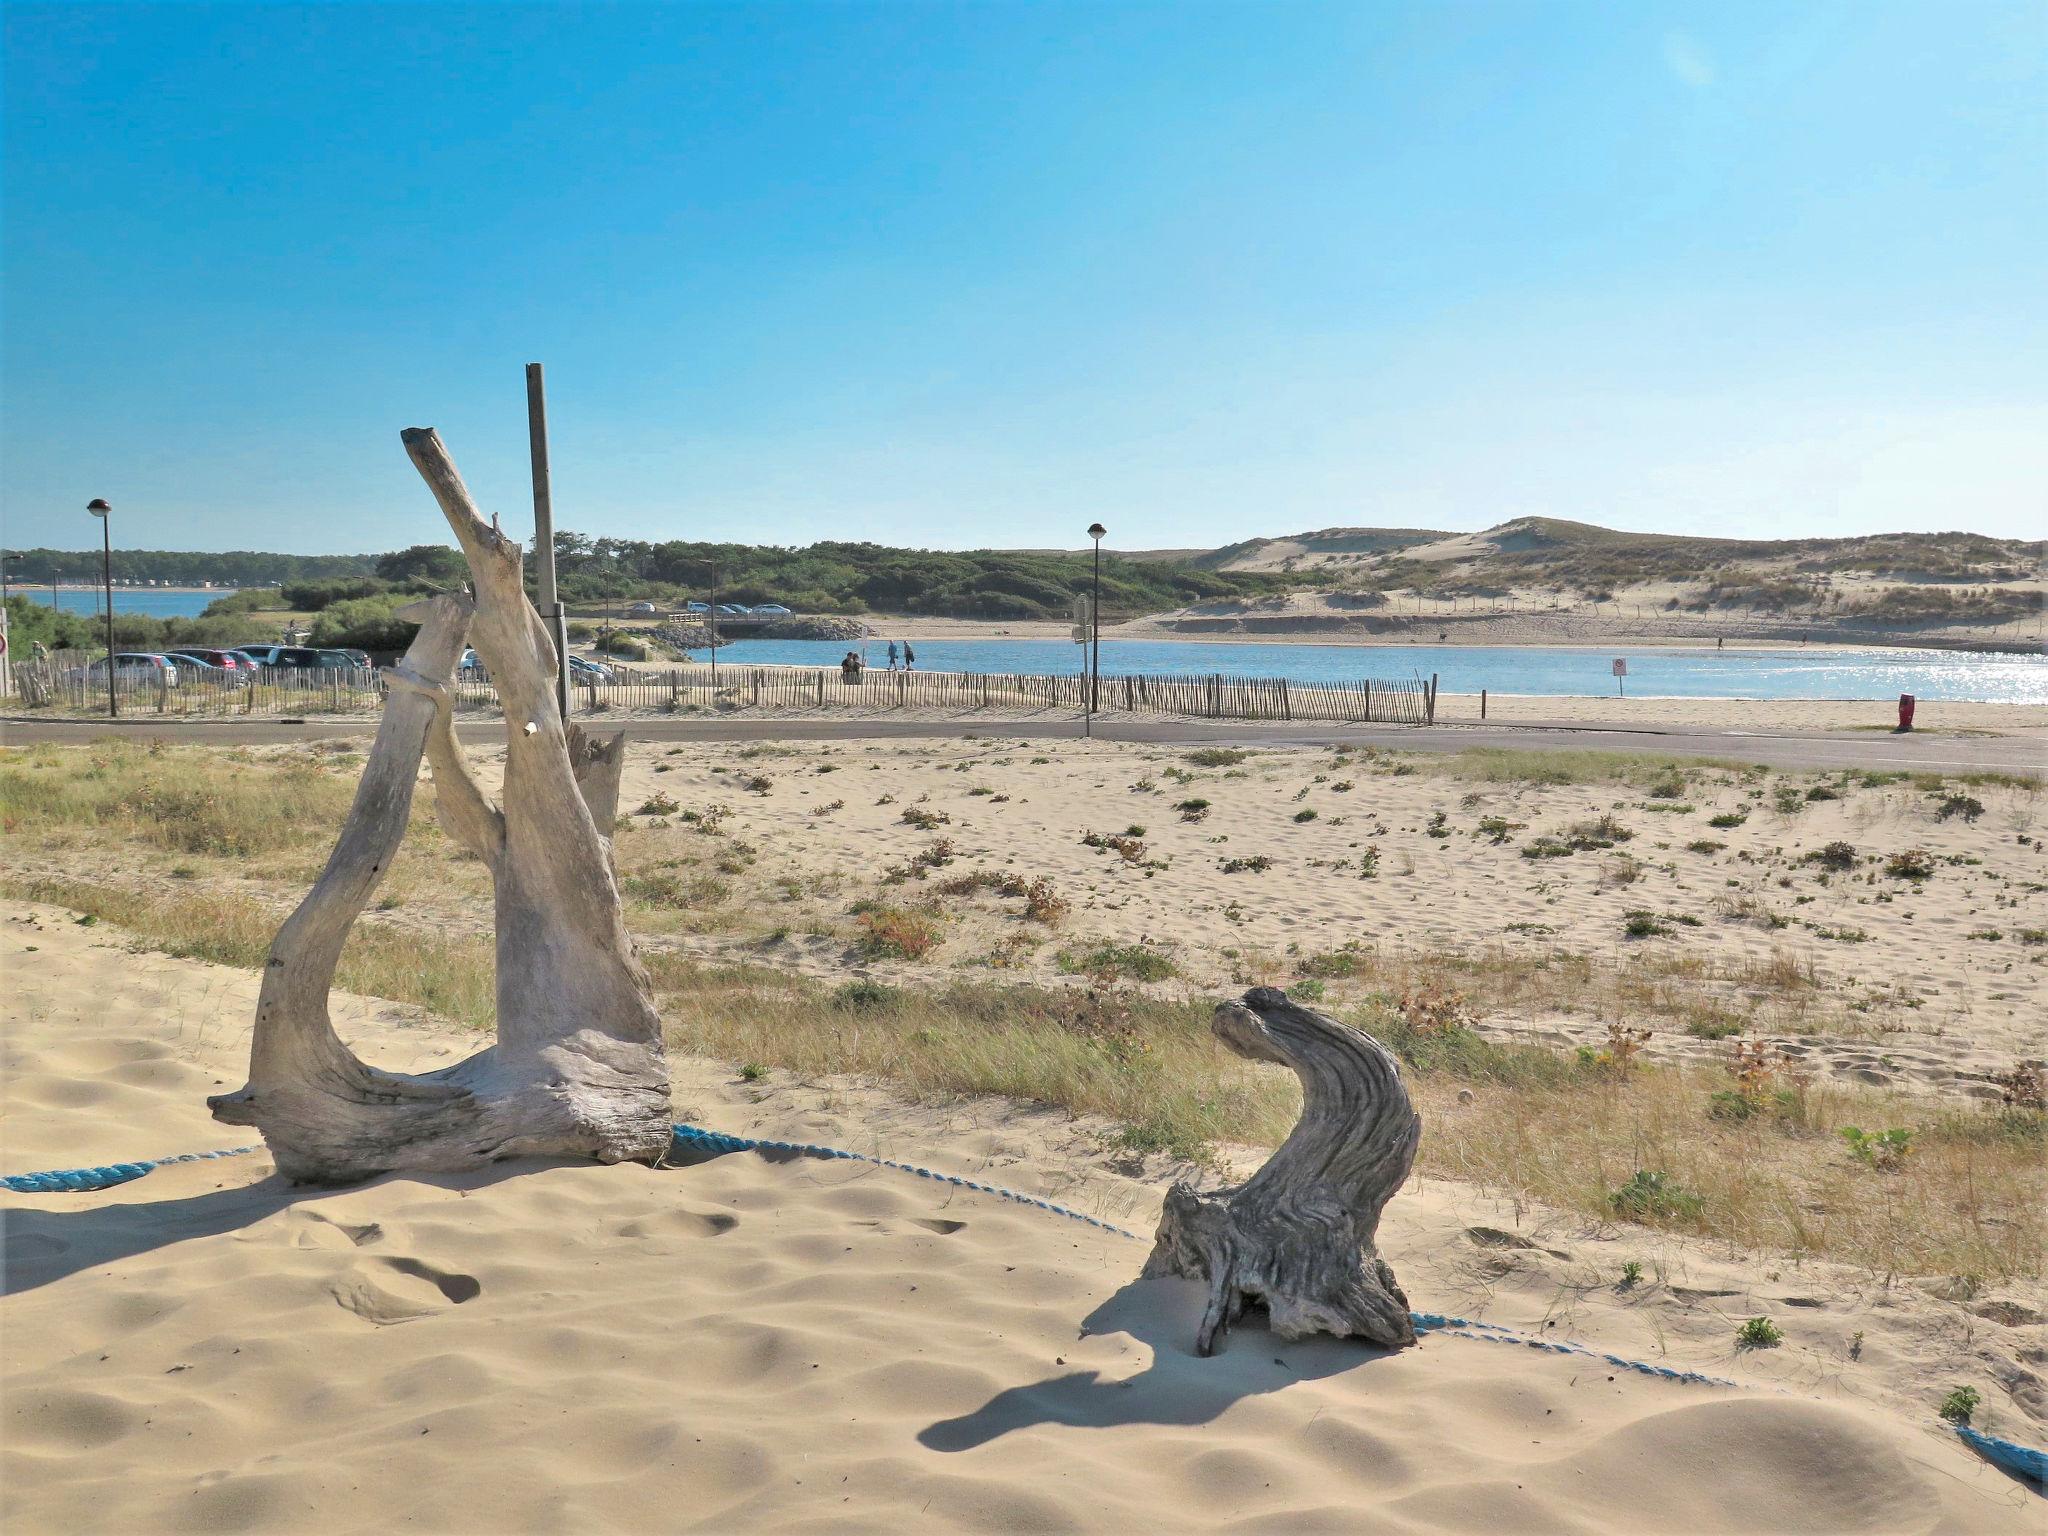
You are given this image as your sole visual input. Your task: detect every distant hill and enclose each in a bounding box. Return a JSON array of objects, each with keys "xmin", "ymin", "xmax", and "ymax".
[
  {"xmin": 1182, "ymin": 517, "xmax": 2042, "ymax": 602},
  {"xmin": 6, "ymin": 547, "xmax": 377, "ymax": 585}
]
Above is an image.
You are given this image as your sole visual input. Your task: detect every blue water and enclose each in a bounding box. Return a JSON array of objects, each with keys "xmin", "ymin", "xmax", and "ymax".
[
  {"xmin": 13, "ymin": 584, "xmax": 2041, "ymax": 701},
  {"xmin": 17, "ymin": 588, "xmax": 229, "ymax": 619},
  {"xmin": 697, "ymin": 637, "xmax": 2046, "ymax": 704}
]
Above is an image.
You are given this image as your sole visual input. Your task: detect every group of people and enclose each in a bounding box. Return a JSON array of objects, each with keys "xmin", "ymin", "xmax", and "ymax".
[{"xmin": 839, "ymin": 640, "xmax": 917, "ymax": 682}]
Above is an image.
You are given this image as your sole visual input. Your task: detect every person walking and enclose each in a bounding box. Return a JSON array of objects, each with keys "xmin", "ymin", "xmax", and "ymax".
[
  {"xmin": 887, "ymin": 640, "xmax": 899, "ymax": 671},
  {"xmin": 902, "ymin": 643, "xmax": 916, "ymax": 671},
  {"xmin": 840, "ymin": 650, "xmax": 864, "ymax": 684}
]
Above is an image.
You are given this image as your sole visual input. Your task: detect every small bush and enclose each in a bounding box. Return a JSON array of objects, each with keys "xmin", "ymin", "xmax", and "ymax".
[
  {"xmin": 1884, "ymin": 849, "xmax": 1935, "ymax": 881},
  {"xmin": 901, "ymin": 806, "xmax": 951, "ymax": 830},
  {"xmin": 1623, "ymin": 909, "xmax": 1672, "ymax": 938},
  {"xmin": 1840, "ymin": 1125, "xmax": 1914, "ymax": 1171},
  {"xmin": 1609, "ymin": 1170, "xmax": 1704, "ymax": 1222},
  {"xmin": 854, "ymin": 906, "xmax": 943, "ymax": 961},
  {"xmin": 1804, "ymin": 841, "xmax": 1857, "ymax": 872},
  {"xmin": 1735, "ymin": 1317, "xmax": 1782, "ymax": 1350},
  {"xmin": 1184, "ymin": 748, "xmax": 1248, "ymax": 767},
  {"xmin": 1293, "ymin": 808, "xmax": 1319, "ymax": 823},
  {"xmin": 1220, "ymin": 855, "xmax": 1273, "ymax": 873},
  {"xmin": 1023, "ymin": 878, "xmax": 1070, "ymax": 926},
  {"xmin": 832, "ymin": 978, "xmax": 897, "ymax": 1012},
  {"xmin": 1938, "ymin": 1386, "xmax": 1981, "ymax": 1425},
  {"xmin": 1082, "ymin": 830, "xmax": 1149, "ymax": 864},
  {"xmin": 1708, "ymin": 812, "xmax": 1748, "ymax": 829},
  {"xmin": 1058, "ymin": 943, "xmax": 1177, "ymax": 982},
  {"xmin": 1935, "ymin": 794, "xmax": 1985, "ymax": 823},
  {"xmin": 1175, "ymin": 798, "xmax": 1211, "ymax": 822},
  {"xmin": 636, "ymin": 791, "xmax": 681, "ymax": 817},
  {"xmin": 1619, "ymin": 1260, "xmax": 1644, "ymax": 1287},
  {"xmin": 1686, "ymin": 839, "xmax": 1726, "ymax": 854}
]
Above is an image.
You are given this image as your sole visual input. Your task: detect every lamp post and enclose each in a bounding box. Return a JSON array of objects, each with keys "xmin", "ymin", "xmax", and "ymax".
[
  {"xmin": 0, "ymin": 552, "xmax": 23, "ymax": 603},
  {"xmin": 708, "ymin": 564, "xmax": 720, "ymax": 690},
  {"xmin": 87, "ymin": 499, "xmax": 115, "ymax": 717},
  {"xmin": 1086, "ymin": 523, "xmax": 1106, "ymax": 719}
]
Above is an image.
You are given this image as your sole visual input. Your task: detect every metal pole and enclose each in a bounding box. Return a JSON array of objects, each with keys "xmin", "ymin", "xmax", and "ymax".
[
  {"xmin": 100, "ymin": 510, "xmax": 116, "ymax": 717},
  {"xmin": 709, "ymin": 565, "xmax": 719, "ymax": 690},
  {"xmin": 526, "ymin": 363, "xmax": 570, "ymax": 721},
  {"xmin": 1091, "ymin": 539, "xmax": 1101, "ymax": 715}
]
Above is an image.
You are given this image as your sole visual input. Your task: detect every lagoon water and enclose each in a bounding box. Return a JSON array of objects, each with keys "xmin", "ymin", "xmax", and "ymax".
[
  {"xmin": 707, "ymin": 637, "xmax": 2046, "ymax": 705},
  {"xmin": 22, "ymin": 588, "xmax": 230, "ymax": 619},
  {"xmin": 15, "ymin": 589, "xmax": 2041, "ymax": 702}
]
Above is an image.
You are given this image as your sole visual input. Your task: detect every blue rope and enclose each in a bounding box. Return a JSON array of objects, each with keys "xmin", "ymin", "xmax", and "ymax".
[
  {"xmin": 1, "ymin": 1144, "xmax": 260, "ymax": 1194},
  {"xmin": 668, "ymin": 1124, "xmax": 1142, "ymax": 1238},
  {"xmin": 1955, "ymin": 1425, "xmax": 2047, "ymax": 1486},
  {"xmin": 11, "ymin": 1123, "xmax": 2043, "ymax": 1488}
]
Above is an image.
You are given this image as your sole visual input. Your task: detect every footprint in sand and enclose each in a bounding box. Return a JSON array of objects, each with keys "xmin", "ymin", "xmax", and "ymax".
[{"xmin": 332, "ymin": 1256, "xmax": 481, "ymax": 1326}]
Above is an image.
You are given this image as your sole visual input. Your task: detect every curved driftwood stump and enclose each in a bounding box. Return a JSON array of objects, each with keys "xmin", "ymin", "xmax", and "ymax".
[
  {"xmin": 1144, "ymin": 987, "xmax": 1421, "ymax": 1355},
  {"xmin": 208, "ymin": 428, "xmax": 670, "ymax": 1181}
]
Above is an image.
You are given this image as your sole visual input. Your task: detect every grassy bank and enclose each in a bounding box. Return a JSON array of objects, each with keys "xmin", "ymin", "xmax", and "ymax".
[{"xmin": 5, "ymin": 736, "xmax": 2040, "ymax": 1281}]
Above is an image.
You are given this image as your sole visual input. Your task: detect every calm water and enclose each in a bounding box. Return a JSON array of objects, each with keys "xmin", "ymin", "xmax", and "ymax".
[
  {"xmin": 701, "ymin": 637, "xmax": 2047, "ymax": 704},
  {"xmin": 15, "ymin": 584, "xmax": 2041, "ymax": 702},
  {"xmin": 19, "ymin": 588, "xmax": 228, "ymax": 619}
]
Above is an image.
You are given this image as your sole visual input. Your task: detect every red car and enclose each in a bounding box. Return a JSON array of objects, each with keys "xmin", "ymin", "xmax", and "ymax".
[{"xmin": 165, "ymin": 648, "xmax": 254, "ymax": 683}]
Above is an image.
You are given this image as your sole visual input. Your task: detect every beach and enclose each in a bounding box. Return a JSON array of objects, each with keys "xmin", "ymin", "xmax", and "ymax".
[{"xmin": 3, "ymin": 900, "xmax": 2040, "ymax": 1533}]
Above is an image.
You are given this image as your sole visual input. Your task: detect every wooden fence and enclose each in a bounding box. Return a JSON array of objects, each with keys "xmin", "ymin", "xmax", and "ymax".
[{"xmin": 10, "ymin": 651, "xmax": 1436, "ymax": 725}]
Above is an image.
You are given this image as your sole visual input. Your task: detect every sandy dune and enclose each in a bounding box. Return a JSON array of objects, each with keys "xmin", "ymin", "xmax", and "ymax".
[{"xmin": 3, "ymin": 904, "xmax": 2040, "ymax": 1533}]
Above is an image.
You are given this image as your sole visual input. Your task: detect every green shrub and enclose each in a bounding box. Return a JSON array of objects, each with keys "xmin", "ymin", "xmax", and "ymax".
[
  {"xmin": 1938, "ymin": 1386, "xmax": 1981, "ymax": 1425},
  {"xmin": 1840, "ymin": 1125, "xmax": 1914, "ymax": 1170},
  {"xmin": 1609, "ymin": 1170, "xmax": 1704, "ymax": 1222},
  {"xmin": 1735, "ymin": 1317, "xmax": 1782, "ymax": 1349}
]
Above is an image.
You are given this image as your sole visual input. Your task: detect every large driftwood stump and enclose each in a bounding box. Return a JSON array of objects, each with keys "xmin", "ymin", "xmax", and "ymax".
[
  {"xmin": 208, "ymin": 428, "xmax": 670, "ymax": 1181},
  {"xmin": 1144, "ymin": 987, "xmax": 1421, "ymax": 1355}
]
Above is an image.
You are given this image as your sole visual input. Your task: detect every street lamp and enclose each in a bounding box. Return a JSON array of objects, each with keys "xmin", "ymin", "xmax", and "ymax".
[
  {"xmin": 1086, "ymin": 523, "xmax": 1106, "ymax": 720},
  {"xmin": 0, "ymin": 552, "xmax": 24, "ymax": 604},
  {"xmin": 87, "ymin": 499, "xmax": 115, "ymax": 717}
]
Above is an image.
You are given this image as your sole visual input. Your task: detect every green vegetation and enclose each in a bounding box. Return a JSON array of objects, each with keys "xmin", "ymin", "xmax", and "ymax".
[
  {"xmin": 1938, "ymin": 1386, "xmax": 1981, "ymax": 1425},
  {"xmin": 537, "ymin": 533, "xmax": 1280, "ymax": 619},
  {"xmin": 1735, "ymin": 1316, "xmax": 1783, "ymax": 1350}
]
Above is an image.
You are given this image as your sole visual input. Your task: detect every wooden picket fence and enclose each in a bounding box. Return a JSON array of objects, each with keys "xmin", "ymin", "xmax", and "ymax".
[
  {"xmin": 11, "ymin": 650, "xmax": 1437, "ymax": 725},
  {"xmin": 13, "ymin": 650, "xmax": 383, "ymax": 717},
  {"xmin": 524, "ymin": 663, "xmax": 1434, "ymax": 724}
]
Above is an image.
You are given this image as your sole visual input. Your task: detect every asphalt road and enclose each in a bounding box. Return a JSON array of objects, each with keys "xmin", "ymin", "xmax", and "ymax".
[{"xmin": 3, "ymin": 712, "xmax": 2040, "ymax": 775}]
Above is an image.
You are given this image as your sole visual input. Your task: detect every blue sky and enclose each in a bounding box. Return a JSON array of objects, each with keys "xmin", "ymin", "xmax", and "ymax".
[{"xmin": 3, "ymin": 1, "xmax": 2042, "ymax": 556}]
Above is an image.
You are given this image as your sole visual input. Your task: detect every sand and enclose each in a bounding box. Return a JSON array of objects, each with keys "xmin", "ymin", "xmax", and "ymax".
[
  {"xmin": 1436, "ymin": 694, "xmax": 2048, "ymax": 735},
  {"xmin": 3, "ymin": 901, "xmax": 2043, "ymax": 1533}
]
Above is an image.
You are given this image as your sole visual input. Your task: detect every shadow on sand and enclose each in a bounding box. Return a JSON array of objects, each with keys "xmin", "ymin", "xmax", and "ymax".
[
  {"xmin": 920, "ymin": 1274, "xmax": 1397, "ymax": 1451},
  {"xmin": 0, "ymin": 1157, "xmax": 581, "ymax": 1296}
]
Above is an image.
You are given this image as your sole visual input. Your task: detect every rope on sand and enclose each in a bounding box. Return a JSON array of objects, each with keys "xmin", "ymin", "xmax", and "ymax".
[
  {"xmin": 1, "ymin": 1145, "xmax": 260, "ymax": 1194},
  {"xmin": 8, "ymin": 1123, "xmax": 2041, "ymax": 1488}
]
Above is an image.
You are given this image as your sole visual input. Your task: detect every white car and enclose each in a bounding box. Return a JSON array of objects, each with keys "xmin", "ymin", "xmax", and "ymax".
[{"xmin": 67, "ymin": 653, "xmax": 181, "ymax": 687}]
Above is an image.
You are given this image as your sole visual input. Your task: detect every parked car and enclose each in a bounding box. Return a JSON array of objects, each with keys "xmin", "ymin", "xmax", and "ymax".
[
  {"xmin": 234, "ymin": 645, "xmax": 361, "ymax": 671},
  {"xmin": 682, "ymin": 600, "xmax": 710, "ymax": 614},
  {"xmin": 626, "ymin": 601, "xmax": 660, "ymax": 616},
  {"xmin": 165, "ymin": 650, "xmax": 251, "ymax": 684},
  {"xmin": 459, "ymin": 648, "xmax": 490, "ymax": 681},
  {"xmin": 714, "ymin": 603, "xmax": 750, "ymax": 616},
  {"xmin": 566, "ymin": 654, "xmax": 614, "ymax": 683},
  {"xmin": 333, "ymin": 648, "xmax": 373, "ymax": 669},
  {"xmin": 68, "ymin": 653, "xmax": 180, "ymax": 687},
  {"xmin": 750, "ymin": 603, "xmax": 792, "ymax": 616}
]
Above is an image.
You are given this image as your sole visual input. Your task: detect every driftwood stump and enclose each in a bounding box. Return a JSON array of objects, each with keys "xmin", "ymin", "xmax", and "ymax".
[
  {"xmin": 208, "ymin": 428, "xmax": 670, "ymax": 1181},
  {"xmin": 1144, "ymin": 987, "xmax": 1421, "ymax": 1355}
]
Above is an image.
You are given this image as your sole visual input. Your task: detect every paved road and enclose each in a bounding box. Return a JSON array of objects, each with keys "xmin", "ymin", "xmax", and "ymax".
[{"xmin": 4, "ymin": 712, "xmax": 2040, "ymax": 774}]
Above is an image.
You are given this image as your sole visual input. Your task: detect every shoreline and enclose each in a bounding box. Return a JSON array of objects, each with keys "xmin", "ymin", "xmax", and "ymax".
[{"xmin": 861, "ymin": 613, "xmax": 2041, "ymax": 657}]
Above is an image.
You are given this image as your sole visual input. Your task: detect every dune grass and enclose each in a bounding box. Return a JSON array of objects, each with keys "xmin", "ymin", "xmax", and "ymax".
[
  {"xmin": 5, "ymin": 739, "xmax": 2040, "ymax": 1280},
  {"xmin": 11, "ymin": 870, "xmax": 2039, "ymax": 1280}
]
